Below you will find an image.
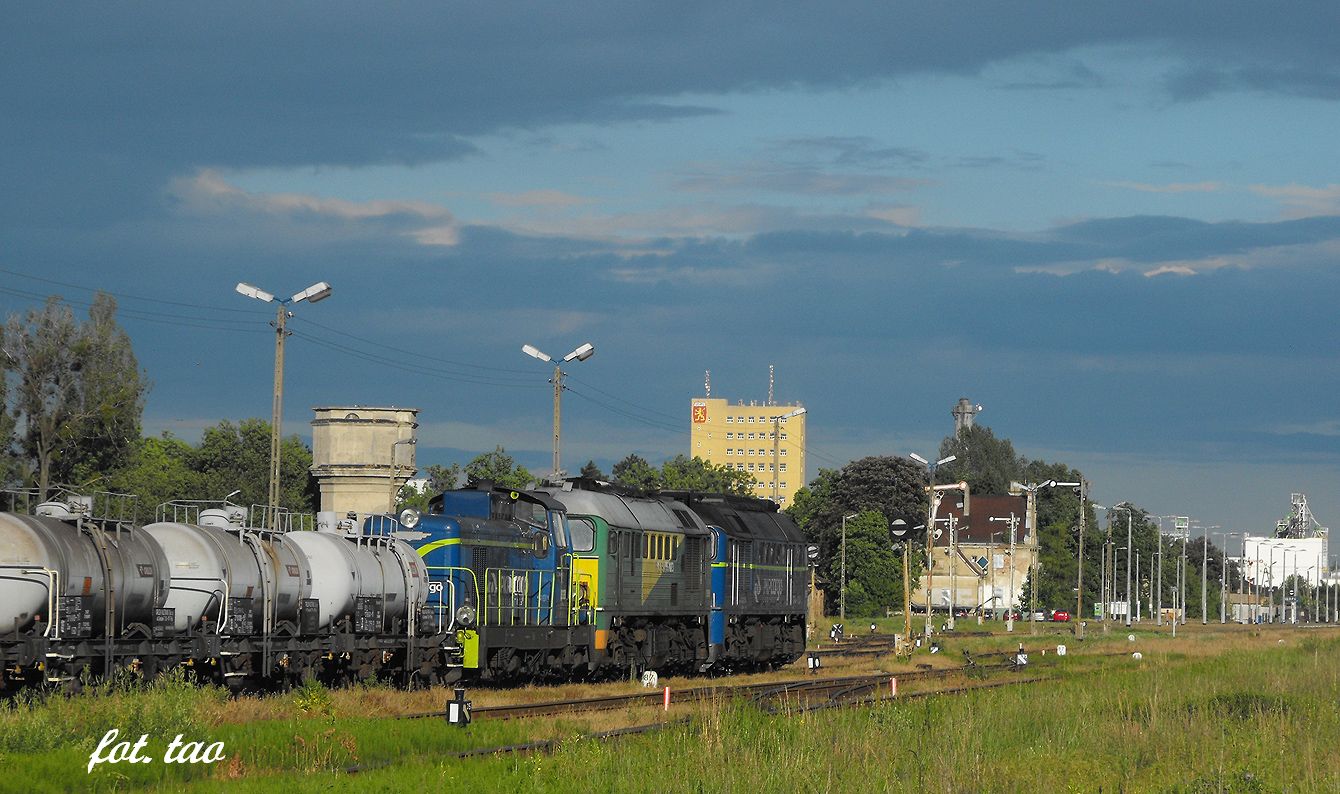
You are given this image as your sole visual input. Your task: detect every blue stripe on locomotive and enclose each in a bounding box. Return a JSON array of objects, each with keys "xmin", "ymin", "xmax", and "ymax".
[{"xmin": 709, "ymin": 526, "xmax": 727, "ymax": 649}]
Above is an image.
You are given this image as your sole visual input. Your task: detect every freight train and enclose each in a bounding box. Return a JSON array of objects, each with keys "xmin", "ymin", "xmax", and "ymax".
[
  {"xmin": 0, "ymin": 489, "xmax": 461, "ymax": 693},
  {"xmin": 0, "ymin": 478, "xmax": 809, "ymax": 692}
]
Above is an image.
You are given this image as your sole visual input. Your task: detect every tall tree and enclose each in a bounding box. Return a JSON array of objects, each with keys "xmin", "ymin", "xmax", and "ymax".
[
  {"xmin": 464, "ymin": 446, "xmax": 532, "ymax": 490},
  {"xmin": 105, "ymin": 434, "xmax": 201, "ymax": 521},
  {"xmin": 786, "ymin": 456, "xmax": 927, "ymax": 615},
  {"xmin": 579, "ymin": 460, "xmax": 605, "ymax": 480},
  {"xmin": 659, "ymin": 454, "xmax": 756, "ymax": 495},
  {"xmin": 190, "ymin": 418, "xmax": 317, "ymax": 512},
  {"xmin": 936, "ymin": 424, "xmax": 1024, "ymax": 497},
  {"xmin": 0, "ymin": 361, "xmax": 17, "ymax": 487},
  {"xmin": 611, "ymin": 453, "xmax": 661, "ymax": 492},
  {"xmin": 3, "ymin": 294, "xmax": 148, "ymax": 499}
]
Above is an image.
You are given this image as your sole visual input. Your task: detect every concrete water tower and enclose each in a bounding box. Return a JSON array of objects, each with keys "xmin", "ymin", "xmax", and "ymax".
[
  {"xmin": 952, "ymin": 397, "xmax": 983, "ymax": 434},
  {"xmin": 310, "ymin": 406, "xmax": 419, "ymax": 515}
]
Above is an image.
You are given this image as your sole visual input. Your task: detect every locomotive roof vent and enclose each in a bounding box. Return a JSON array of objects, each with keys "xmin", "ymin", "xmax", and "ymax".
[
  {"xmin": 199, "ymin": 507, "xmax": 246, "ymax": 529},
  {"xmin": 35, "ymin": 494, "xmax": 93, "ymax": 521}
]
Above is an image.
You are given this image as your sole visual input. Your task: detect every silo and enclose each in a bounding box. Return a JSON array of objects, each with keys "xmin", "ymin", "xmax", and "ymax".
[{"xmin": 310, "ymin": 406, "xmax": 419, "ymax": 515}]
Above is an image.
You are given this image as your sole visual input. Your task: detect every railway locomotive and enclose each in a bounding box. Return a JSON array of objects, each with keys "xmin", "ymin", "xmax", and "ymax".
[
  {"xmin": 0, "ymin": 476, "xmax": 809, "ymax": 693},
  {"xmin": 405, "ymin": 478, "xmax": 808, "ymax": 681},
  {"xmin": 0, "ymin": 489, "xmax": 464, "ymax": 693}
]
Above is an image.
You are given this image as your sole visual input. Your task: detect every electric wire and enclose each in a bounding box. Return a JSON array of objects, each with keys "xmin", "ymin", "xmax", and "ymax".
[{"xmin": 0, "ymin": 269, "xmax": 851, "ymax": 475}]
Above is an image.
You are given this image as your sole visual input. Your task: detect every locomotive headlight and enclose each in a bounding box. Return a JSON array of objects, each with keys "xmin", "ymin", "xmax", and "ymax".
[
  {"xmin": 455, "ymin": 604, "xmax": 477, "ymax": 627},
  {"xmin": 398, "ymin": 508, "xmax": 421, "ymax": 529}
]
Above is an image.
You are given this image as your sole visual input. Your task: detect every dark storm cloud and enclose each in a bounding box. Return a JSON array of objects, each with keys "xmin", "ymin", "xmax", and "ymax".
[{"xmin": 7, "ymin": 2, "xmax": 1340, "ymax": 224}]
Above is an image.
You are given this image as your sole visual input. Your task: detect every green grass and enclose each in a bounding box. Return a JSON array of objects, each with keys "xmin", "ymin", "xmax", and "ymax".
[{"xmin": 3, "ymin": 632, "xmax": 1338, "ymax": 792}]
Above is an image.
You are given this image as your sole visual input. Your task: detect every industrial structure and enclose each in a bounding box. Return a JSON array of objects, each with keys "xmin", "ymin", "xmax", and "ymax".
[
  {"xmin": 689, "ymin": 371, "xmax": 807, "ymax": 505},
  {"xmin": 310, "ymin": 406, "xmax": 419, "ymax": 514}
]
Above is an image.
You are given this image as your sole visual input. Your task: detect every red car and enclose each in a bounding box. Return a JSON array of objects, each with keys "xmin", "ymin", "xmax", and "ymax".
[{"xmin": 1051, "ymin": 610, "xmax": 1072, "ymax": 622}]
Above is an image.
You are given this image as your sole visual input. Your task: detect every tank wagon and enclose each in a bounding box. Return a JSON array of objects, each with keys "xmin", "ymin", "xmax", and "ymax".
[
  {"xmin": 0, "ymin": 489, "xmax": 463, "ymax": 693},
  {"xmin": 398, "ymin": 478, "xmax": 808, "ymax": 682}
]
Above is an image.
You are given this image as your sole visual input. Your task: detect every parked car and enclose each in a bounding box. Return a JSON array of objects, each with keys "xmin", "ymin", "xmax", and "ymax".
[
  {"xmin": 1051, "ymin": 610, "xmax": 1072, "ymax": 622},
  {"xmin": 1030, "ymin": 611, "xmax": 1047, "ymax": 622}
]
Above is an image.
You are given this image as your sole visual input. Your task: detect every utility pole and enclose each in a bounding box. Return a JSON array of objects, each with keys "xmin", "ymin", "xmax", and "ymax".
[{"xmin": 1076, "ymin": 479, "xmax": 1087, "ymax": 640}]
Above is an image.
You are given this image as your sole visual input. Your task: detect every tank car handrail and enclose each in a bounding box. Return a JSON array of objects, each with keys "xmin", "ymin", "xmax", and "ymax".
[
  {"xmin": 0, "ymin": 566, "xmax": 59, "ymax": 638},
  {"xmin": 168, "ymin": 576, "xmax": 230, "ymax": 635}
]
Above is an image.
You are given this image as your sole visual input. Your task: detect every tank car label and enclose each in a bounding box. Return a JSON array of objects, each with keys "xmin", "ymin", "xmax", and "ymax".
[
  {"xmin": 137, "ymin": 564, "xmax": 154, "ymax": 578},
  {"xmin": 286, "ymin": 565, "xmax": 300, "ymax": 577}
]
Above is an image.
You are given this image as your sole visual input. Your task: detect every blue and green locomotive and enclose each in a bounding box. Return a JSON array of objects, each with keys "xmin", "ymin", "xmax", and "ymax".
[{"xmin": 397, "ymin": 478, "xmax": 808, "ymax": 681}]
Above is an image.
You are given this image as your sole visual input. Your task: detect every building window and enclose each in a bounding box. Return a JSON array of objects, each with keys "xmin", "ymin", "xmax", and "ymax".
[
  {"xmin": 726, "ymin": 432, "xmax": 734, "ymax": 439},
  {"xmin": 780, "ymin": 463, "xmax": 787, "ymax": 472},
  {"xmin": 768, "ymin": 463, "xmax": 774, "ymax": 471},
  {"xmin": 781, "ymin": 432, "xmax": 787, "ymax": 440},
  {"xmin": 747, "ymin": 449, "xmax": 754, "ymax": 456},
  {"xmin": 748, "ymin": 416, "xmax": 755, "ymax": 423},
  {"xmin": 780, "ymin": 481, "xmax": 786, "ymax": 489},
  {"xmin": 726, "ymin": 448, "xmax": 733, "ymax": 455},
  {"xmin": 737, "ymin": 463, "xmax": 744, "ymax": 470},
  {"xmin": 781, "ymin": 449, "xmax": 788, "ymax": 456},
  {"xmin": 748, "ymin": 463, "xmax": 755, "ymax": 471},
  {"xmin": 725, "ymin": 416, "xmax": 733, "ymax": 424}
]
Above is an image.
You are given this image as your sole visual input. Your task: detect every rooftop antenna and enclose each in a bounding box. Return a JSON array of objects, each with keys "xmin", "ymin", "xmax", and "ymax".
[
  {"xmin": 768, "ymin": 364, "xmax": 775, "ymax": 406},
  {"xmin": 704, "ymin": 370, "xmax": 711, "ymax": 398}
]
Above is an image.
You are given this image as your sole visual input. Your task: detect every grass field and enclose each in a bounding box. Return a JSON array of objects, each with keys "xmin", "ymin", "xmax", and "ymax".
[{"xmin": 2, "ymin": 622, "xmax": 1336, "ymax": 792}]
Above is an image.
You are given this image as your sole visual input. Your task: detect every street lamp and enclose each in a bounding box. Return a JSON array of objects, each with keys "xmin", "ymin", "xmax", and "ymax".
[
  {"xmin": 890, "ymin": 519, "xmax": 916, "ymax": 643},
  {"xmin": 1009, "ymin": 480, "xmax": 1080, "ymax": 635},
  {"xmin": 990, "ymin": 512, "xmax": 1020, "ymax": 632},
  {"xmin": 1099, "ymin": 504, "xmax": 1136, "ymax": 628},
  {"xmin": 910, "ymin": 452, "xmax": 956, "ymax": 638},
  {"xmin": 840, "ymin": 512, "xmax": 859, "ymax": 621},
  {"xmin": 521, "ymin": 342, "xmax": 595, "ymax": 478},
  {"xmin": 1216, "ymin": 531, "xmax": 1241, "ymax": 623},
  {"xmin": 235, "ymin": 280, "xmax": 332, "ymax": 526},
  {"xmin": 769, "ymin": 408, "xmax": 806, "ymax": 502},
  {"xmin": 388, "ymin": 438, "xmax": 417, "ymax": 513}
]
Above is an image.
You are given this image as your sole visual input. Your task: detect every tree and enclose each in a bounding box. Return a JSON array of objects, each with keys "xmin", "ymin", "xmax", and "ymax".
[
  {"xmin": 579, "ymin": 460, "xmax": 606, "ymax": 480},
  {"xmin": 659, "ymin": 454, "xmax": 756, "ymax": 495},
  {"xmin": 936, "ymin": 424, "xmax": 1024, "ymax": 497},
  {"xmin": 190, "ymin": 419, "xmax": 317, "ymax": 512},
  {"xmin": 396, "ymin": 463, "xmax": 463, "ymax": 512},
  {"xmin": 786, "ymin": 456, "xmax": 927, "ymax": 616},
  {"xmin": 611, "ymin": 453, "xmax": 661, "ymax": 492},
  {"xmin": 0, "ymin": 362, "xmax": 17, "ymax": 487},
  {"xmin": 106, "ymin": 434, "xmax": 201, "ymax": 521},
  {"xmin": 464, "ymin": 446, "xmax": 532, "ymax": 490},
  {"xmin": 840, "ymin": 510, "xmax": 902, "ymax": 617},
  {"xmin": 2, "ymin": 294, "xmax": 149, "ymax": 499}
]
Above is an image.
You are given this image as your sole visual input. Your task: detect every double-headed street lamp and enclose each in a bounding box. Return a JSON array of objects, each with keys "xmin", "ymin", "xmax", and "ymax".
[
  {"xmin": 521, "ymin": 342, "xmax": 595, "ymax": 478},
  {"xmin": 909, "ymin": 452, "xmax": 956, "ymax": 638},
  {"xmin": 1009, "ymin": 480, "xmax": 1080, "ymax": 635},
  {"xmin": 235, "ymin": 280, "xmax": 332, "ymax": 526}
]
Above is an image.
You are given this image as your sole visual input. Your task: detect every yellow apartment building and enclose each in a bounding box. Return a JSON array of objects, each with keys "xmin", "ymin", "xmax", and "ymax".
[{"xmin": 689, "ymin": 397, "xmax": 807, "ymax": 505}]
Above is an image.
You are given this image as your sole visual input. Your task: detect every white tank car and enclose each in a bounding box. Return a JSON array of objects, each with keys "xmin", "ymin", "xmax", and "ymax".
[
  {"xmin": 0, "ymin": 499, "xmax": 169, "ymax": 636},
  {"xmin": 143, "ymin": 508, "xmax": 268, "ymax": 632},
  {"xmin": 286, "ymin": 513, "xmax": 428, "ymax": 632}
]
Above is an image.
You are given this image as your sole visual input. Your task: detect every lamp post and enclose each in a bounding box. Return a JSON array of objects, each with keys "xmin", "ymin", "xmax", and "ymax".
[
  {"xmin": 910, "ymin": 452, "xmax": 956, "ymax": 638},
  {"xmin": 891, "ymin": 519, "xmax": 915, "ymax": 643},
  {"xmin": 1009, "ymin": 480, "xmax": 1079, "ymax": 634},
  {"xmin": 235, "ymin": 280, "xmax": 332, "ymax": 527},
  {"xmin": 990, "ymin": 512, "xmax": 1020, "ymax": 632},
  {"xmin": 769, "ymin": 408, "xmax": 806, "ymax": 502},
  {"xmin": 388, "ymin": 438, "xmax": 417, "ymax": 513},
  {"xmin": 521, "ymin": 342, "xmax": 595, "ymax": 478},
  {"xmin": 840, "ymin": 512, "xmax": 858, "ymax": 621},
  {"xmin": 1195, "ymin": 523, "xmax": 1219, "ymax": 624},
  {"xmin": 1216, "ymin": 531, "xmax": 1240, "ymax": 624}
]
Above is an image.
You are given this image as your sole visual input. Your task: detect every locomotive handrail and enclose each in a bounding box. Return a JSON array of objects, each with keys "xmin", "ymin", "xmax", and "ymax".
[
  {"xmin": 424, "ymin": 565, "xmax": 480, "ymax": 629},
  {"xmin": 483, "ymin": 568, "xmax": 556, "ymax": 627}
]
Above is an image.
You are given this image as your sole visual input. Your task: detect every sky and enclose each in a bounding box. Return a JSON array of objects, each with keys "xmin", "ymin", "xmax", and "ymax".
[{"xmin": 4, "ymin": 3, "xmax": 1340, "ymax": 553}]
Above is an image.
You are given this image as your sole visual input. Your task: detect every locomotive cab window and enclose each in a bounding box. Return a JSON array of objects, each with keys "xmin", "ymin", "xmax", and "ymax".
[{"xmin": 569, "ymin": 517, "xmax": 596, "ymax": 553}]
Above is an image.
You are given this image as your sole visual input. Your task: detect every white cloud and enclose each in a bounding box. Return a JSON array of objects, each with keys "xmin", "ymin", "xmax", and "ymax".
[
  {"xmin": 1248, "ymin": 183, "xmax": 1340, "ymax": 218},
  {"xmin": 1106, "ymin": 180, "xmax": 1226, "ymax": 194},
  {"xmin": 168, "ymin": 169, "xmax": 461, "ymax": 245}
]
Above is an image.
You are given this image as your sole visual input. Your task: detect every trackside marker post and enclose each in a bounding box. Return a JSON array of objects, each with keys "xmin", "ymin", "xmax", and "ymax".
[
  {"xmin": 890, "ymin": 677, "xmax": 897, "ymax": 697},
  {"xmin": 663, "ymin": 686, "xmax": 670, "ymax": 711}
]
